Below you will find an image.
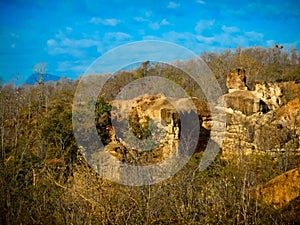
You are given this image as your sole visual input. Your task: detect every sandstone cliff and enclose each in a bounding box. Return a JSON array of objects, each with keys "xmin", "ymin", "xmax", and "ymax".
[
  {"xmin": 219, "ymin": 69, "xmax": 300, "ymax": 156},
  {"xmin": 97, "ymin": 94, "xmax": 210, "ymax": 166},
  {"xmin": 94, "ymin": 72, "xmax": 300, "ymax": 163}
]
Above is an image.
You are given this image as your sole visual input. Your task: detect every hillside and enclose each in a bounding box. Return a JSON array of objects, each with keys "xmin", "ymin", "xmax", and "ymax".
[
  {"xmin": 25, "ymin": 73, "xmax": 63, "ymax": 85},
  {"xmin": 1, "ymin": 46, "xmax": 300, "ymax": 224}
]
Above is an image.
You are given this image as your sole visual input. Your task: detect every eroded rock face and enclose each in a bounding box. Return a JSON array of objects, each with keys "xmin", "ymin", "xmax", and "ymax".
[
  {"xmin": 161, "ymin": 108, "xmax": 180, "ymax": 126},
  {"xmin": 101, "ymin": 95, "xmax": 209, "ymax": 165},
  {"xmin": 224, "ymin": 90, "xmax": 260, "ymax": 116},
  {"xmin": 221, "ymin": 71, "xmax": 299, "ymax": 155},
  {"xmin": 224, "ymin": 69, "xmax": 283, "ymax": 116},
  {"xmin": 221, "ymin": 101, "xmax": 300, "ymax": 155},
  {"xmin": 275, "ymin": 97, "xmax": 300, "ymax": 133},
  {"xmin": 255, "ymin": 81, "xmax": 283, "ymax": 110},
  {"xmin": 226, "ymin": 68, "xmax": 247, "ymax": 92},
  {"xmin": 94, "ymin": 78, "xmax": 299, "ymax": 166}
]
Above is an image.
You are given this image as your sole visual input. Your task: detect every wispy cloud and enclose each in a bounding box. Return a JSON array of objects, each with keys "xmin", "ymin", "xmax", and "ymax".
[
  {"xmin": 149, "ymin": 22, "xmax": 160, "ymax": 30},
  {"xmin": 160, "ymin": 31, "xmax": 220, "ymax": 52},
  {"xmin": 145, "ymin": 10, "xmax": 153, "ymax": 18},
  {"xmin": 195, "ymin": 20, "xmax": 215, "ymax": 33},
  {"xmin": 133, "ymin": 10, "xmax": 154, "ymax": 24},
  {"xmin": 56, "ymin": 59, "xmax": 94, "ymax": 76},
  {"xmin": 266, "ymin": 40, "xmax": 276, "ymax": 47},
  {"xmin": 196, "ymin": 0, "xmax": 205, "ymax": 4},
  {"xmin": 221, "ymin": 25, "xmax": 240, "ymax": 33},
  {"xmin": 167, "ymin": 1, "xmax": 180, "ymax": 9},
  {"xmin": 61, "ymin": 38, "xmax": 100, "ymax": 48},
  {"xmin": 160, "ymin": 22, "xmax": 270, "ymax": 52},
  {"xmin": 160, "ymin": 18, "xmax": 170, "ymax": 26},
  {"xmin": 148, "ymin": 19, "xmax": 171, "ymax": 30},
  {"xmin": 66, "ymin": 27, "xmax": 73, "ymax": 33},
  {"xmin": 90, "ymin": 17, "xmax": 120, "ymax": 26},
  {"xmin": 244, "ymin": 31, "xmax": 264, "ymax": 41},
  {"xmin": 47, "ymin": 30, "xmax": 132, "ymax": 76},
  {"xmin": 46, "ymin": 29, "xmax": 102, "ymax": 57},
  {"xmin": 47, "ymin": 38, "xmax": 98, "ymax": 57},
  {"xmin": 196, "ymin": 35, "xmax": 214, "ymax": 44},
  {"xmin": 47, "ymin": 28, "xmax": 132, "ymax": 58},
  {"xmin": 212, "ymin": 29, "xmax": 265, "ymax": 48},
  {"xmin": 134, "ymin": 17, "xmax": 149, "ymax": 22},
  {"xmin": 103, "ymin": 32, "xmax": 132, "ymax": 42}
]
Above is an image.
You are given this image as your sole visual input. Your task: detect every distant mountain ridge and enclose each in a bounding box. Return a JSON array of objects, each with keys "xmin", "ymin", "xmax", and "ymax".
[{"xmin": 25, "ymin": 73, "xmax": 63, "ymax": 85}]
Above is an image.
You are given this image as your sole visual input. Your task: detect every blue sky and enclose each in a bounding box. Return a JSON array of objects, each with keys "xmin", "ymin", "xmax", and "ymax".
[{"xmin": 0, "ymin": 0, "xmax": 300, "ymax": 84}]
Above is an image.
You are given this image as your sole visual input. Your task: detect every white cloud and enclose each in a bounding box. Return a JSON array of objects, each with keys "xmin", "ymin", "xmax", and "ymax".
[
  {"xmin": 159, "ymin": 23, "xmax": 268, "ymax": 53},
  {"xmin": 104, "ymin": 32, "xmax": 132, "ymax": 42},
  {"xmin": 90, "ymin": 17, "xmax": 120, "ymax": 26},
  {"xmin": 134, "ymin": 10, "xmax": 157, "ymax": 23},
  {"xmin": 244, "ymin": 31, "xmax": 264, "ymax": 41},
  {"xmin": 161, "ymin": 31, "xmax": 220, "ymax": 53},
  {"xmin": 47, "ymin": 29, "xmax": 132, "ymax": 58},
  {"xmin": 47, "ymin": 44, "xmax": 82, "ymax": 57},
  {"xmin": 160, "ymin": 18, "xmax": 170, "ymax": 26},
  {"xmin": 47, "ymin": 36, "xmax": 101, "ymax": 57},
  {"xmin": 167, "ymin": 1, "xmax": 180, "ymax": 9},
  {"xmin": 134, "ymin": 17, "xmax": 148, "ymax": 22},
  {"xmin": 162, "ymin": 31, "xmax": 196, "ymax": 44},
  {"xmin": 221, "ymin": 25, "xmax": 240, "ymax": 33},
  {"xmin": 149, "ymin": 22, "xmax": 160, "ymax": 30},
  {"xmin": 209, "ymin": 29, "xmax": 265, "ymax": 48},
  {"xmin": 149, "ymin": 19, "xmax": 170, "ymax": 30},
  {"xmin": 47, "ymin": 39, "xmax": 56, "ymax": 46},
  {"xmin": 56, "ymin": 59, "xmax": 95, "ymax": 76},
  {"xmin": 66, "ymin": 27, "xmax": 73, "ymax": 33},
  {"xmin": 195, "ymin": 20, "xmax": 215, "ymax": 33},
  {"xmin": 60, "ymin": 38, "xmax": 99, "ymax": 48},
  {"xmin": 196, "ymin": 35, "xmax": 215, "ymax": 44},
  {"xmin": 196, "ymin": 0, "xmax": 205, "ymax": 4},
  {"xmin": 266, "ymin": 40, "xmax": 276, "ymax": 47},
  {"xmin": 142, "ymin": 35, "xmax": 161, "ymax": 40}
]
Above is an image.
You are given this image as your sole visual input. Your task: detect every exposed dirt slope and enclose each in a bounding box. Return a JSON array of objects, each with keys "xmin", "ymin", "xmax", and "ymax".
[{"xmin": 257, "ymin": 167, "xmax": 300, "ymax": 208}]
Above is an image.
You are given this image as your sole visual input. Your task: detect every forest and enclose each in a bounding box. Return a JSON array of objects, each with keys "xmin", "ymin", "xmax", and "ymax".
[{"xmin": 1, "ymin": 45, "xmax": 300, "ymax": 224}]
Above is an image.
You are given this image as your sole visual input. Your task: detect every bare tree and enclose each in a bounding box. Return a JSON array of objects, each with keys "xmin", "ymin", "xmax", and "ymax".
[{"xmin": 33, "ymin": 62, "xmax": 48, "ymax": 84}]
